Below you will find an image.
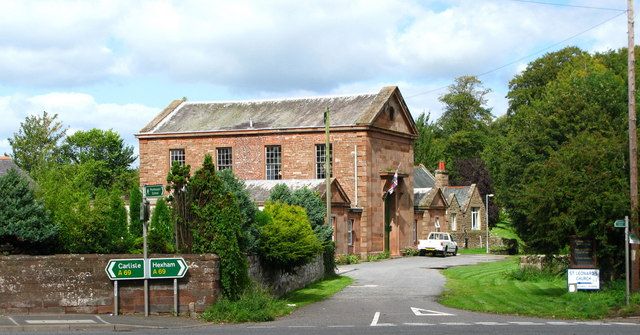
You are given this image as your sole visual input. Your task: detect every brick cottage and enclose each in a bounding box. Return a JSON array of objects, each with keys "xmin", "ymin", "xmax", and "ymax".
[{"xmin": 136, "ymin": 86, "xmax": 418, "ymax": 257}]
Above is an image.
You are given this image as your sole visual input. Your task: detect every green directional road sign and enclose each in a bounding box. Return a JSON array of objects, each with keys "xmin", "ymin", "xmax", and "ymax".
[
  {"xmin": 149, "ymin": 258, "xmax": 188, "ymax": 279},
  {"xmin": 614, "ymin": 219, "xmax": 627, "ymax": 228},
  {"xmin": 105, "ymin": 259, "xmax": 145, "ymax": 280},
  {"xmin": 144, "ymin": 184, "xmax": 164, "ymax": 197}
]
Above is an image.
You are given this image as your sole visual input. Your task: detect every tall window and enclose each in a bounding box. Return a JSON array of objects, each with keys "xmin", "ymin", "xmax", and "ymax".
[
  {"xmin": 412, "ymin": 220, "xmax": 418, "ymax": 243},
  {"xmin": 348, "ymin": 219, "xmax": 354, "ymax": 246},
  {"xmin": 265, "ymin": 145, "xmax": 281, "ymax": 180},
  {"xmin": 217, "ymin": 147, "xmax": 232, "ymax": 171},
  {"xmin": 315, "ymin": 144, "xmax": 333, "ymax": 179},
  {"xmin": 450, "ymin": 213, "xmax": 457, "ymax": 231},
  {"xmin": 169, "ymin": 149, "xmax": 185, "ymax": 166},
  {"xmin": 435, "ymin": 217, "xmax": 441, "ymax": 232},
  {"xmin": 471, "ymin": 207, "xmax": 480, "ymax": 230}
]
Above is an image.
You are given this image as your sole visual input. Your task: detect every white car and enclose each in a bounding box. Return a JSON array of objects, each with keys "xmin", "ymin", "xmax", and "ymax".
[{"xmin": 417, "ymin": 232, "xmax": 458, "ymax": 257}]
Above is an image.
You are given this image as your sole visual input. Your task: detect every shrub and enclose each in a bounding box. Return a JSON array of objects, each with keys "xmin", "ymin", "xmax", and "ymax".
[
  {"xmin": 129, "ymin": 184, "xmax": 143, "ymax": 238},
  {"xmin": 366, "ymin": 251, "xmax": 390, "ymax": 262},
  {"xmin": 190, "ymin": 155, "xmax": 249, "ymax": 300},
  {"xmin": 335, "ymin": 254, "xmax": 360, "ymax": 265},
  {"xmin": 401, "ymin": 247, "xmax": 420, "ymax": 256},
  {"xmin": 218, "ymin": 169, "xmax": 259, "ymax": 253},
  {"xmin": 503, "ymin": 265, "xmax": 563, "ymax": 282},
  {"xmin": 259, "ymin": 202, "xmax": 323, "ymax": 271},
  {"xmin": 148, "ymin": 198, "xmax": 175, "ymax": 253},
  {"xmin": 201, "ymin": 284, "xmax": 288, "ymax": 323},
  {"xmin": 0, "ymin": 169, "xmax": 57, "ymax": 254}
]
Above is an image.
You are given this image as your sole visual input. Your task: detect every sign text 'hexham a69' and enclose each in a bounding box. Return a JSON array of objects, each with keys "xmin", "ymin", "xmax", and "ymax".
[{"xmin": 105, "ymin": 258, "xmax": 188, "ymax": 280}]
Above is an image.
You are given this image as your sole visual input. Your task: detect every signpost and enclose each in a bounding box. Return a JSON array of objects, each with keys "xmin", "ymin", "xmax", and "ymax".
[
  {"xmin": 105, "ymin": 259, "xmax": 146, "ymax": 280},
  {"xmin": 149, "ymin": 258, "xmax": 188, "ymax": 279},
  {"xmin": 144, "ymin": 184, "xmax": 164, "ymax": 197}
]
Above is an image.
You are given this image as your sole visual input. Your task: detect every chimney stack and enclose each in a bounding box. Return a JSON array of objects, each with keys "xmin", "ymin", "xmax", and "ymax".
[{"xmin": 435, "ymin": 161, "xmax": 448, "ymax": 189}]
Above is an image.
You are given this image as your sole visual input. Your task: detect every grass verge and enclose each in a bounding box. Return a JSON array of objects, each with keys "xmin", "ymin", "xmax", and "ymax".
[
  {"xmin": 201, "ymin": 275, "xmax": 353, "ymax": 323},
  {"xmin": 440, "ymin": 257, "xmax": 640, "ymax": 319},
  {"xmin": 457, "ymin": 248, "xmax": 485, "ymax": 255}
]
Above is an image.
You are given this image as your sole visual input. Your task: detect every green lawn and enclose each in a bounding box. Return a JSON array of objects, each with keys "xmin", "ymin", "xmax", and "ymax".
[
  {"xmin": 457, "ymin": 247, "xmax": 486, "ymax": 255},
  {"xmin": 201, "ymin": 275, "xmax": 353, "ymax": 323},
  {"xmin": 440, "ymin": 258, "xmax": 640, "ymax": 319}
]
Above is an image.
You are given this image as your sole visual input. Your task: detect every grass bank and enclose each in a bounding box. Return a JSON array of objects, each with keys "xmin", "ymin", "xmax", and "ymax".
[
  {"xmin": 201, "ymin": 275, "xmax": 353, "ymax": 323},
  {"xmin": 440, "ymin": 258, "xmax": 640, "ymax": 319}
]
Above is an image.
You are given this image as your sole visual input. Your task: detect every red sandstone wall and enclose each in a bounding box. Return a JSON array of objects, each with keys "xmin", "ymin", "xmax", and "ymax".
[{"xmin": 0, "ymin": 254, "xmax": 219, "ymax": 315}]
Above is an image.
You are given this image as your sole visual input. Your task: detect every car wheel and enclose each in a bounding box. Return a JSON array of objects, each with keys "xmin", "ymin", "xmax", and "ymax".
[
  {"xmin": 453, "ymin": 247, "xmax": 458, "ymax": 256},
  {"xmin": 442, "ymin": 246, "xmax": 448, "ymax": 257},
  {"xmin": 419, "ymin": 249, "xmax": 426, "ymax": 256}
]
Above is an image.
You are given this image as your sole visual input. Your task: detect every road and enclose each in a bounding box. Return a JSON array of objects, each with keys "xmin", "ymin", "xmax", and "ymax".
[{"xmin": 1, "ymin": 254, "xmax": 639, "ymax": 334}]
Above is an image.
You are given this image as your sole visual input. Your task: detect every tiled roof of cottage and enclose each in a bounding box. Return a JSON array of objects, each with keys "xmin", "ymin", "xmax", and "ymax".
[
  {"xmin": 414, "ymin": 187, "xmax": 432, "ymax": 206},
  {"xmin": 442, "ymin": 186, "xmax": 473, "ymax": 211},
  {"xmin": 140, "ymin": 86, "xmax": 401, "ymax": 134},
  {"xmin": 0, "ymin": 155, "xmax": 33, "ymax": 183},
  {"xmin": 414, "ymin": 165, "xmax": 435, "ymax": 188}
]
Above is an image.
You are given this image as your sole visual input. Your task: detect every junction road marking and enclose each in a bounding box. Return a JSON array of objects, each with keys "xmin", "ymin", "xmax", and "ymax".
[
  {"xmin": 370, "ymin": 312, "xmax": 395, "ymax": 327},
  {"xmin": 404, "ymin": 322, "xmax": 435, "ymax": 326},
  {"xmin": 25, "ymin": 320, "xmax": 97, "ymax": 324},
  {"xmin": 547, "ymin": 321, "xmax": 572, "ymax": 325},
  {"xmin": 508, "ymin": 322, "xmax": 545, "ymax": 325},
  {"xmin": 6, "ymin": 317, "xmax": 19, "ymax": 326},
  {"xmin": 350, "ymin": 284, "xmax": 379, "ymax": 288},
  {"xmin": 411, "ymin": 307, "xmax": 454, "ymax": 316},
  {"xmin": 440, "ymin": 322, "xmax": 471, "ymax": 326},
  {"xmin": 475, "ymin": 322, "xmax": 509, "ymax": 326}
]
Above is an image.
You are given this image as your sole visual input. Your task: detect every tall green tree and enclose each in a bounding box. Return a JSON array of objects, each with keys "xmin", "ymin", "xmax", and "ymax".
[
  {"xmin": 189, "ymin": 155, "xmax": 249, "ymax": 300},
  {"xmin": 148, "ymin": 198, "xmax": 175, "ymax": 254},
  {"xmin": 0, "ymin": 169, "xmax": 57, "ymax": 254},
  {"xmin": 129, "ymin": 185, "xmax": 143, "ymax": 238},
  {"xmin": 218, "ymin": 169, "xmax": 259, "ymax": 253},
  {"xmin": 166, "ymin": 161, "xmax": 192, "ymax": 252},
  {"xmin": 60, "ymin": 129, "xmax": 136, "ymax": 191},
  {"xmin": 413, "ymin": 112, "xmax": 443, "ymax": 169},
  {"xmin": 8, "ymin": 111, "xmax": 66, "ymax": 174}
]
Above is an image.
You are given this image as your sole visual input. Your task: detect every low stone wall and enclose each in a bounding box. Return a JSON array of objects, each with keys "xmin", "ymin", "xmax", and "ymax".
[
  {"xmin": 0, "ymin": 254, "xmax": 219, "ymax": 315},
  {"xmin": 520, "ymin": 254, "xmax": 569, "ymax": 271},
  {"xmin": 248, "ymin": 254, "xmax": 325, "ymax": 297}
]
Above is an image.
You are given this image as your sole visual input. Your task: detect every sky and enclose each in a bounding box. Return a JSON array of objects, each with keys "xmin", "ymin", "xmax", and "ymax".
[{"xmin": 0, "ymin": 0, "xmax": 634, "ymax": 161}]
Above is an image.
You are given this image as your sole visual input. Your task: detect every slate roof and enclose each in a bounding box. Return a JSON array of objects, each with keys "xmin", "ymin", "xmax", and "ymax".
[
  {"xmin": 140, "ymin": 86, "xmax": 405, "ymax": 134},
  {"xmin": 0, "ymin": 156, "xmax": 33, "ymax": 183},
  {"xmin": 414, "ymin": 187, "xmax": 432, "ymax": 207},
  {"xmin": 442, "ymin": 186, "xmax": 473, "ymax": 212},
  {"xmin": 243, "ymin": 178, "xmax": 350, "ymax": 206},
  {"xmin": 414, "ymin": 164, "xmax": 435, "ymax": 188}
]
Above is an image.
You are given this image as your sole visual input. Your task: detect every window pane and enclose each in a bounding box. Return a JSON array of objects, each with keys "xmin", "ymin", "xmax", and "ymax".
[
  {"xmin": 217, "ymin": 147, "xmax": 232, "ymax": 171},
  {"xmin": 266, "ymin": 146, "xmax": 281, "ymax": 180},
  {"xmin": 169, "ymin": 149, "xmax": 185, "ymax": 166},
  {"xmin": 315, "ymin": 144, "xmax": 333, "ymax": 179}
]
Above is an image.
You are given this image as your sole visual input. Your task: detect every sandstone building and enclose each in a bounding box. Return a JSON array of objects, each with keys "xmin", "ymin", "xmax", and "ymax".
[{"xmin": 136, "ymin": 86, "xmax": 417, "ymax": 257}]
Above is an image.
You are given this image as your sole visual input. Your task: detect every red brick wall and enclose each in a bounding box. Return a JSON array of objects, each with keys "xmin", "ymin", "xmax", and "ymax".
[{"xmin": 0, "ymin": 254, "xmax": 219, "ymax": 315}]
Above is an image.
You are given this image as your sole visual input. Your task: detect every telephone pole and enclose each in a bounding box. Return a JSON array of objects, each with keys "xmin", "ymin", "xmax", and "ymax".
[{"xmin": 627, "ymin": 0, "xmax": 639, "ymax": 291}]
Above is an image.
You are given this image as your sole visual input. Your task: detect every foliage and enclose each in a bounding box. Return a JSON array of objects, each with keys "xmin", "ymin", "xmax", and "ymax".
[
  {"xmin": 129, "ymin": 184, "xmax": 143, "ymax": 238},
  {"xmin": 0, "ymin": 169, "xmax": 57, "ymax": 253},
  {"xmin": 202, "ymin": 276, "xmax": 353, "ymax": 324},
  {"xmin": 259, "ymin": 202, "xmax": 323, "ymax": 272},
  {"xmin": 165, "ymin": 161, "xmax": 192, "ymax": 252},
  {"xmin": 9, "ymin": 111, "xmax": 66, "ymax": 174},
  {"xmin": 400, "ymin": 247, "xmax": 420, "ymax": 257},
  {"xmin": 366, "ymin": 251, "xmax": 390, "ymax": 262},
  {"xmin": 218, "ymin": 169, "xmax": 259, "ymax": 253},
  {"xmin": 268, "ymin": 183, "xmax": 293, "ymax": 203},
  {"xmin": 441, "ymin": 258, "xmax": 640, "ymax": 319},
  {"xmin": 189, "ymin": 155, "xmax": 249, "ymax": 300},
  {"xmin": 148, "ymin": 198, "xmax": 175, "ymax": 254},
  {"xmin": 413, "ymin": 112, "xmax": 442, "ymax": 169},
  {"xmin": 483, "ymin": 46, "xmax": 632, "ymax": 279},
  {"xmin": 59, "ymin": 129, "xmax": 136, "ymax": 191},
  {"xmin": 35, "ymin": 163, "xmax": 132, "ymax": 253},
  {"xmin": 335, "ymin": 253, "xmax": 360, "ymax": 265}
]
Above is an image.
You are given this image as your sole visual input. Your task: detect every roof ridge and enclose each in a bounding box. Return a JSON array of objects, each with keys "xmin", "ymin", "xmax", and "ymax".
[{"xmin": 183, "ymin": 91, "xmax": 379, "ymax": 105}]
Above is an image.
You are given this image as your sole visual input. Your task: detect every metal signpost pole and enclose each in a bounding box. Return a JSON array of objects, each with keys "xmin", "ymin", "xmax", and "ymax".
[
  {"xmin": 174, "ymin": 279, "xmax": 178, "ymax": 316},
  {"xmin": 626, "ymin": 216, "xmax": 630, "ymax": 306},
  {"xmin": 114, "ymin": 280, "xmax": 118, "ymax": 316},
  {"xmin": 141, "ymin": 198, "xmax": 150, "ymax": 317}
]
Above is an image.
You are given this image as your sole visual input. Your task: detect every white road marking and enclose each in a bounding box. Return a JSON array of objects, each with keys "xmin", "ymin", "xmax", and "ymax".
[
  {"xmin": 288, "ymin": 326, "xmax": 316, "ymax": 328},
  {"xmin": 475, "ymin": 322, "xmax": 509, "ymax": 326},
  {"xmin": 440, "ymin": 322, "xmax": 472, "ymax": 326},
  {"xmin": 547, "ymin": 321, "xmax": 572, "ymax": 325},
  {"xmin": 411, "ymin": 307, "xmax": 454, "ymax": 316},
  {"xmin": 351, "ymin": 284, "xmax": 379, "ymax": 288},
  {"xmin": 6, "ymin": 317, "xmax": 19, "ymax": 326},
  {"xmin": 611, "ymin": 322, "xmax": 639, "ymax": 326},
  {"xmin": 404, "ymin": 322, "xmax": 434, "ymax": 326},
  {"xmin": 370, "ymin": 312, "xmax": 395, "ymax": 327},
  {"xmin": 25, "ymin": 320, "xmax": 97, "ymax": 324},
  {"xmin": 328, "ymin": 325, "xmax": 355, "ymax": 328},
  {"xmin": 247, "ymin": 326, "xmax": 275, "ymax": 329},
  {"xmin": 508, "ymin": 321, "xmax": 545, "ymax": 325},
  {"xmin": 94, "ymin": 316, "xmax": 109, "ymax": 324},
  {"xmin": 575, "ymin": 321, "xmax": 609, "ymax": 326}
]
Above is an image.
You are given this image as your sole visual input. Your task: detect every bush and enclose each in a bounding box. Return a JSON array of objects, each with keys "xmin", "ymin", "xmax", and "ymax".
[
  {"xmin": 335, "ymin": 254, "xmax": 360, "ymax": 265},
  {"xmin": 129, "ymin": 184, "xmax": 143, "ymax": 238},
  {"xmin": 259, "ymin": 202, "xmax": 323, "ymax": 271},
  {"xmin": 148, "ymin": 198, "xmax": 175, "ymax": 253},
  {"xmin": 201, "ymin": 284, "xmax": 289, "ymax": 323},
  {"xmin": 0, "ymin": 169, "xmax": 57, "ymax": 254},
  {"xmin": 401, "ymin": 247, "xmax": 420, "ymax": 256},
  {"xmin": 503, "ymin": 265, "xmax": 562, "ymax": 282},
  {"xmin": 218, "ymin": 169, "xmax": 259, "ymax": 253},
  {"xmin": 190, "ymin": 155, "xmax": 249, "ymax": 300},
  {"xmin": 366, "ymin": 251, "xmax": 390, "ymax": 262}
]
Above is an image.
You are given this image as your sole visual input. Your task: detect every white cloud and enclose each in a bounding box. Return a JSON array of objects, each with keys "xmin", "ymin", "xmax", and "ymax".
[{"xmin": 0, "ymin": 92, "xmax": 159, "ymax": 162}]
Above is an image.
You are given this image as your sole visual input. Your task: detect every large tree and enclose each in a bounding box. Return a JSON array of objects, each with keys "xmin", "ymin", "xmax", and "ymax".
[
  {"xmin": 8, "ymin": 111, "xmax": 66, "ymax": 174},
  {"xmin": 484, "ymin": 47, "xmax": 631, "ymax": 278},
  {"xmin": 60, "ymin": 129, "xmax": 136, "ymax": 191}
]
